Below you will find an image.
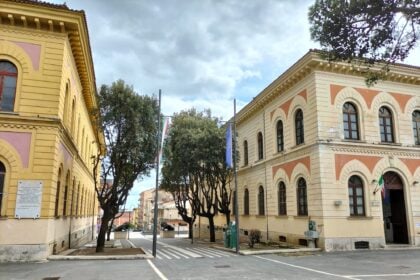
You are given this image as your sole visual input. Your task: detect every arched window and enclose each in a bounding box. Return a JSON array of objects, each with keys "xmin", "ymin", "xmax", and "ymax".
[
  {"xmin": 0, "ymin": 61, "xmax": 18, "ymax": 112},
  {"xmin": 63, "ymin": 172, "xmax": 69, "ymax": 216},
  {"xmin": 258, "ymin": 186, "xmax": 265, "ymax": 215},
  {"xmin": 76, "ymin": 183, "xmax": 80, "ymax": 216},
  {"xmin": 297, "ymin": 178, "xmax": 307, "ymax": 216},
  {"xmin": 63, "ymin": 84, "xmax": 70, "ymax": 126},
  {"xmin": 412, "ymin": 110, "xmax": 420, "ymax": 145},
  {"xmin": 257, "ymin": 132, "xmax": 263, "ymax": 160},
  {"xmin": 276, "ymin": 120, "xmax": 284, "ymax": 152},
  {"xmin": 379, "ymin": 106, "xmax": 394, "ymax": 143},
  {"xmin": 244, "ymin": 188, "xmax": 249, "ymax": 215},
  {"xmin": 71, "ymin": 98, "xmax": 76, "ymax": 135},
  {"xmin": 295, "ymin": 109, "xmax": 304, "ymax": 145},
  {"xmin": 278, "ymin": 181, "xmax": 287, "ymax": 215},
  {"xmin": 55, "ymin": 168, "xmax": 62, "ymax": 217},
  {"xmin": 71, "ymin": 178, "xmax": 76, "ymax": 216},
  {"xmin": 243, "ymin": 140, "xmax": 248, "ymax": 166},
  {"xmin": 0, "ymin": 161, "xmax": 6, "ymax": 215},
  {"xmin": 343, "ymin": 102, "xmax": 359, "ymax": 140},
  {"xmin": 348, "ymin": 175, "xmax": 365, "ymax": 216}
]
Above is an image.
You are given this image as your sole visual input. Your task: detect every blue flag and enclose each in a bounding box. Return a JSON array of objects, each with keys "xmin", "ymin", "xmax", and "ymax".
[{"xmin": 225, "ymin": 123, "xmax": 233, "ymax": 168}]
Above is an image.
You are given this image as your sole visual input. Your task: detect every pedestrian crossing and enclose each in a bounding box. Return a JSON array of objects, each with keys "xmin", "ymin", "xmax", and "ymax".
[{"xmin": 146, "ymin": 246, "xmax": 237, "ymax": 260}]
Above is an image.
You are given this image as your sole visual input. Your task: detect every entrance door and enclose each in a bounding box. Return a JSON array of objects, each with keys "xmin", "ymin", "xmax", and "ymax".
[{"xmin": 382, "ymin": 172, "xmax": 408, "ymax": 244}]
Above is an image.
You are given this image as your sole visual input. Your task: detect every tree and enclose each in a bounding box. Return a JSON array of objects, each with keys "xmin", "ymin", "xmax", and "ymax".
[
  {"xmin": 161, "ymin": 109, "xmax": 232, "ymax": 242},
  {"xmin": 92, "ymin": 80, "xmax": 158, "ymax": 252},
  {"xmin": 309, "ymin": 0, "xmax": 420, "ymax": 85}
]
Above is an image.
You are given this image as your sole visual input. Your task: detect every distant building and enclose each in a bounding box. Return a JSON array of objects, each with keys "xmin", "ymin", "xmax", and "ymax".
[{"xmin": 0, "ymin": 0, "xmax": 103, "ymax": 261}]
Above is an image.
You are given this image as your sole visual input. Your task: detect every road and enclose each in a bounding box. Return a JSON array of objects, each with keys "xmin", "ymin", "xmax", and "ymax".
[{"xmin": 1, "ymin": 234, "xmax": 420, "ymax": 280}]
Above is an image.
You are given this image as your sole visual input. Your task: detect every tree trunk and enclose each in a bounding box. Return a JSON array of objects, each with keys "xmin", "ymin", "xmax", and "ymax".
[
  {"xmin": 106, "ymin": 218, "xmax": 114, "ymax": 241},
  {"xmin": 96, "ymin": 215, "xmax": 111, "ymax": 253},
  {"xmin": 225, "ymin": 210, "xmax": 230, "ymax": 226},
  {"xmin": 208, "ymin": 215, "xmax": 215, "ymax": 242},
  {"xmin": 188, "ymin": 221, "xmax": 193, "ymax": 239}
]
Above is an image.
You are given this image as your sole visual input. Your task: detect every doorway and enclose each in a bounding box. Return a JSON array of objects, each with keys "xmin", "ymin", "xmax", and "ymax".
[{"xmin": 382, "ymin": 172, "xmax": 408, "ymax": 244}]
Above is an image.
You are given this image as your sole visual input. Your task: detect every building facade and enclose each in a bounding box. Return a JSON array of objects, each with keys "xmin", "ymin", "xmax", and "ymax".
[
  {"xmin": 232, "ymin": 50, "xmax": 420, "ymax": 251},
  {"xmin": 0, "ymin": 0, "xmax": 103, "ymax": 261}
]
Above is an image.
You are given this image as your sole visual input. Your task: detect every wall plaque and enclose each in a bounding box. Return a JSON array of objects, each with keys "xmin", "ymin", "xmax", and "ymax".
[{"xmin": 15, "ymin": 180, "xmax": 43, "ymax": 219}]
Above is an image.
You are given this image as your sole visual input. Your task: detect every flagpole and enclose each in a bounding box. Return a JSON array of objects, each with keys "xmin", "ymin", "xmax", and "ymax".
[
  {"xmin": 233, "ymin": 99, "xmax": 240, "ymax": 254},
  {"xmin": 152, "ymin": 89, "xmax": 162, "ymax": 258}
]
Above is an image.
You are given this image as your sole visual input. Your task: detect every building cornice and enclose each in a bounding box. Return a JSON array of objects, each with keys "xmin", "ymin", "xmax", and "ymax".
[{"xmin": 236, "ymin": 50, "xmax": 420, "ymax": 125}]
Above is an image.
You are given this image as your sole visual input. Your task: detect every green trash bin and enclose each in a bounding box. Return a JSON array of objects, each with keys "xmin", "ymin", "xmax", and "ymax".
[
  {"xmin": 224, "ymin": 229, "xmax": 231, "ymax": 248},
  {"xmin": 229, "ymin": 222, "xmax": 237, "ymax": 249}
]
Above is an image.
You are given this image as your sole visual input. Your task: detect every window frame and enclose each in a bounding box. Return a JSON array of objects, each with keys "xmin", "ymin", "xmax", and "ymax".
[
  {"xmin": 244, "ymin": 188, "xmax": 249, "ymax": 215},
  {"xmin": 412, "ymin": 110, "xmax": 420, "ymax": 145},
  {"xmin": 343, "ymin": 102, "xmax": 359, "ymax": 140},
  {"xmin": 278, "ymin": 181, "xmax": 287, "ymax": 215},
  {"xmin": 54, "ymin": 168, "xmax": 62, "ymax": 218},
  {"xmin": 257, "ymin": 132, "xmax": 263, "ymax": 160},
  {"xmin": 0, "ymin": 61, "xmax": 18, "ymax": 112},
  {"xmin": 258, "ymin": 185, "xmax": 265, "ymax": 215},
  {"xmin": 348, "ymin": 175, "xmax": 365, "ymax": 216},
  {"xmin": 379, "ymin": 106, "xmax": 394, "ymax": 143},
  {"xmin": 276, "ymin": 120, "xmax": 284, "ymax": 152},
  {"xmin": 295, "ymin": 109, "xmax": 304, "ymax": 145},
  {"xmin": 0, "ymin": 161, "xmax": 5, "ymax": 216},
  {"xmin": 243, "ymin": 140, "xmax": 249, "ymax": 166},
  {"xmin": 297, "ymin": 178, "xmax": 308, "ymax": 216}
]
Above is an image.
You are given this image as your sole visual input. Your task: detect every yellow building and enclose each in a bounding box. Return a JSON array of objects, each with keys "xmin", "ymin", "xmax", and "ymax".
[
  {"xmin": 231, "ymin": 50, "xmax": 420, "ymax": 251},
  {"xmin": 0, "ymin": 0, "xmax": 103, "ymax": 261}
]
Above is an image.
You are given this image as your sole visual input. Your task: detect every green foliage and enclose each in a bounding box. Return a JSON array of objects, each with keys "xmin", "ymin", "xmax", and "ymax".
[
  {"xmin": 161, "ymin": 108, "xmax": 232, "ymax": 241},
  {"xmin": 93, "ymin": 79, "xmax": 158, "ymax": 251},
  {"xmin": 309, "ymin": 0, "xmax": 420, "ymax": 85}
]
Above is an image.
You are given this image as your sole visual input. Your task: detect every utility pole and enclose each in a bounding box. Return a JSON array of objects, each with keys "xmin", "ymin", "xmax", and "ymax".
[
  {"xmin": 233, "ymin": 99, "xmax": 240, "ymax": 254},
  {"xmin": 152, "ymin": 90, "xmax": 162, "ymax": 258}
]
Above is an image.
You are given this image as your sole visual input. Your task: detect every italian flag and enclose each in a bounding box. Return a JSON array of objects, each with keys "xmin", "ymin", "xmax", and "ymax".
[{"xmin": 378, "ymin": 174, "xmax": 385, "ymax": 198}]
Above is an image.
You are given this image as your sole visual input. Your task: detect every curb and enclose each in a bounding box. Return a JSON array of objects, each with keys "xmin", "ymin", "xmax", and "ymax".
[
  {"xmin": 48, "ymin": 254, "xmax": 153, "ymax": 260},
  {"xmin": 211, "ymin": 245, "xmax": 321, "ymax": 256}
]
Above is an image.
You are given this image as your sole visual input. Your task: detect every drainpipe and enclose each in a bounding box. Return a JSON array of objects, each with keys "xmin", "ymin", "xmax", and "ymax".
[{"xmin": 263, "ymin": 110, "xmax": 269, "ymax": 242}]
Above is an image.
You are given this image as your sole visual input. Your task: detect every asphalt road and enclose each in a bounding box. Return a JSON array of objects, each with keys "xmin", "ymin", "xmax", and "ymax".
[{"xmin": 1, "ymin": 235, "xmax": 420, "ymax": 280}]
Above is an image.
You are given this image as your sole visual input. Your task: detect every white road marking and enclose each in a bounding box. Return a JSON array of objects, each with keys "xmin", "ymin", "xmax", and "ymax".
[
  {"xmin": 146, "ymin": 249, "xmax": 162, "ymax": 260},
  {"xmin": 126, "ymin": 240, "xmax": 136, "ymax": 248},
  {"xmin": 147, "ymin": 259, "xmax": 168, "ymax": 280},
  {"xmin": 165, "ymin": 248, "xmax": 190, "ymax": 259},
  {"xmin": 344, "ymin": 273, "xmax": 420, "ymax": 278},
  {"xmin": 160, "ymin": 244, "xmax": 202, "ymax": 258},
  {"xmin": 161, "ymin": 249, "xmax": 181, "ymax": 259},
  {"xmin": 190, "ymin": 248, "xmax": 224, "ymax": 257},
  {"xmin": 200, "ymin": 248, "xmax": 233, "ymax": 257},
  {"xmin": 184, "ymin": 248, "xmax": 214, "ymax": 258},
  {"xmin": 254, "ymin": 256, "xmax": 360, "ymax": 280},
  {"xmin": 157, "ymin": 250, "xmax": 172, "ymax": 259}
]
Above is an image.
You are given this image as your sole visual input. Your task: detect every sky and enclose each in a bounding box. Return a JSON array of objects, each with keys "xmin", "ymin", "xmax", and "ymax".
[{"xmin": 50, "ymin": 0, "xmax": 420, "ymax": 210}]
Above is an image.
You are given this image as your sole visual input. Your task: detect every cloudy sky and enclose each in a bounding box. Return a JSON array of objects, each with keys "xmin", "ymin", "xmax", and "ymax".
[{"xmin": 50, "ymin": 0, "xmax": 420, "ymax": 209}]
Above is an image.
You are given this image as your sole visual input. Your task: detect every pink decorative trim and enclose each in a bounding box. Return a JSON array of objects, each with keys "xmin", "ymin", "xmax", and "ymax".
[
  {"xmin": 272, "ymin": 156, "xmax": 311, "ymax": 180},
  {"xmin": 0, "ymin": 132, "xmax": 31, "ymax": 168},
  {"xmin": 60, "ymin": 142, "xmax": 73, "ymax": 167},
  {"xmin": 12, "ymin": 41, "xmax": 41, "ymax": 70}
]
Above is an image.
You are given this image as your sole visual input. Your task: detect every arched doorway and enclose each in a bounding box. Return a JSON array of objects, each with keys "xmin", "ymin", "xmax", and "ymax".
[{"xmin": 382, "ymin": 171, "xmax": 408, "ymax": 244}]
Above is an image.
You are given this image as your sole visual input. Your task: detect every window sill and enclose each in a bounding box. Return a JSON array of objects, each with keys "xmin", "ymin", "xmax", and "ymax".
[
  {"xmin": 347, "ymin": 216, "xmax": 373, "ymax": 220},
  {"xmin": 275, "ymin": 215, "xmax": 288, "ymax": 218},
  {"xmin": 342, "ymin": 139, "xmax": 366, "ymax": 143},
  {"xmin": 0, "ymin": 111, "xmax": 18, "ymax": 116},
  {"xmin": 294, "ymin": 215, "xmax": 308, "ymax": 219},
  {"xmin": 290, "ymin": 143, "xmax": 305, "ymax": 150},
  {"xmin": 378, "ymin": 142, "xmax": 402, "ymax": 146}
]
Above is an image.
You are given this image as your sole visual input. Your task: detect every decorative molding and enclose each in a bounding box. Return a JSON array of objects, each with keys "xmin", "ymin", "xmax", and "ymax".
[
  {"xmin": 335, "ymin": 154, "xmax": 382, "ymax": 180},
  {"xmin": 272, "ymin": 156, "xmax": 311, "ymax": 180}
]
